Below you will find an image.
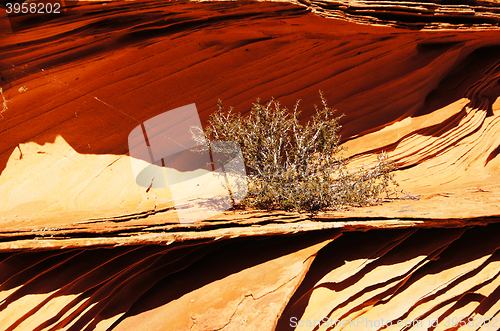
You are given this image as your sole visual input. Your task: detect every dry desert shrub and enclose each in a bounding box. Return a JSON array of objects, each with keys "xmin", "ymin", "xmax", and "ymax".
[{"xmin": 197, "ymin": 92, "xmax": 398, "ymax": 215}]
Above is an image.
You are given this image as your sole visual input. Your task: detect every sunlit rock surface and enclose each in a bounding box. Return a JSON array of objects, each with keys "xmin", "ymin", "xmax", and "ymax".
[
  {"xmin": 0, "ymin": 0, "xmax": 499, "ymax": 330},
  {"xmin": 303, "ymin": 0, "xmax": 500, "ymax": 29}
]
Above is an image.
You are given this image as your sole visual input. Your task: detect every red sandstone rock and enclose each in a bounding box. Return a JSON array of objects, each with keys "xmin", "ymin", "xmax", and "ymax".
[{"xmin": 0, "ymin": 1, "xmax": 499, "ymax": 330}]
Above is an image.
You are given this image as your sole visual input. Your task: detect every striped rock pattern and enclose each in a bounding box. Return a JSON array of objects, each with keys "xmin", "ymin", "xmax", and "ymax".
[{"xmin": 0, "ymin": 1, "xmax": 499, "ymax": 330}]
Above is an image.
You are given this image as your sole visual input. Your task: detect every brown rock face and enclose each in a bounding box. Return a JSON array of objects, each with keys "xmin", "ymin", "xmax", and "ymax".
[
  {"xmin": 1, "ymin": 0, "xmax": 499, "ymax": 224},
  {"xmin": 304, "ymin": 0, "xmax": 500, "ymax": 29},
  {"xmin": 1, "ymin": 225, "xmax": 500, "ymax": 330},
  {"xmin": 0, "ymin": 0, "xmax": 499, "ymax": 330}
]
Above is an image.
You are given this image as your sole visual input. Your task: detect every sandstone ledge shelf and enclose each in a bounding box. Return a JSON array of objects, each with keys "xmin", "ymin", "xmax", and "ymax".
[{"xmin": 1, "ymin": 213, "xmax": 499, "ymax": 252}]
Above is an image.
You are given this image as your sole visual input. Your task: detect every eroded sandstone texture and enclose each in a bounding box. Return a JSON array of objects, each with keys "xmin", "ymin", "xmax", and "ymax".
[
  {"xmin": 0, "ymin": 0, "xmax": 499, "ymax": 330},
  {"xmin": 1, "ymin": 225, "xmax": 500, "ymax": 330}
]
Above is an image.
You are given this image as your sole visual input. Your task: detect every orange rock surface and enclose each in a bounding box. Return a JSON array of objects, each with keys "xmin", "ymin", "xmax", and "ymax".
[{"xmin": 0, "ymin": 0, "xmax": 499, "ymax": 330}]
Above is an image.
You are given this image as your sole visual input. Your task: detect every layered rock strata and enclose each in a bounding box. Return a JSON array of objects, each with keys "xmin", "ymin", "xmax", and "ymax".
[
  {"xmin": 1, "ymin": 224, "xmax": 500, "ymax": 330},
  {"xmin": 0, "ymin": 0, "xmax": 499, "ymax": 330}
]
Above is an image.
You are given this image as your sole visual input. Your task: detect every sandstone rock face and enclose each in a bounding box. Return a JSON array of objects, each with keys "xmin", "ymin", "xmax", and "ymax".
[
  {"xmin": 1, "ymin": 226, "xmax": 500, "ymax": 330},
  {"xmin": 303, "ymin": 0, "xmax": 500, "ymax": 29},
  {"xmin": 0, "ymin": 0, "xmax": 499, "ymax": 330},
  {"xmin": 1, "ymin": 0, "xmax": 499, "ymax": 224}
]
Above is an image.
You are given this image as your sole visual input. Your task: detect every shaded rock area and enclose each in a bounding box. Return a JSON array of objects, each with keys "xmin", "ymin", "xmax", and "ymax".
[
  {"xmin": 0, "ymin": 230, "xmax": 337, "ymax": 330},
  {"xmin": 277, "ymin": 223, "xmax": 500, "ymax": 331},
  {"xmin": 1, "ymin": 225, "xmax": 500, "ymax": 330},
  {"xmin": 0, "ymin": 0, "xmax": 500, "ymax": 330}
]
